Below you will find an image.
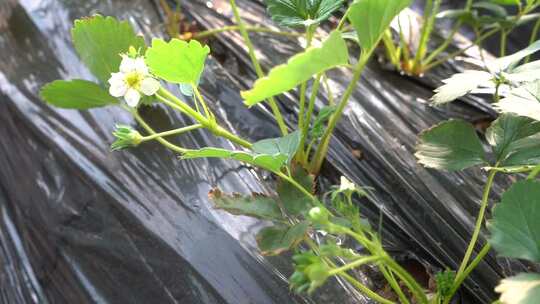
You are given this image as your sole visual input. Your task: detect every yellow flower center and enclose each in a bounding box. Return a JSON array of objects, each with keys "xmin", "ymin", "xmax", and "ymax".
[{"xmin": 125, "ymin": 72, "xmax": 143, "ymax": 89}]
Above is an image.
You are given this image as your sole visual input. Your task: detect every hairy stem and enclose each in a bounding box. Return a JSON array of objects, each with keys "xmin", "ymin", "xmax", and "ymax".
[
  {"xmin": 452, "ymin": 170, "xmax": 497, "ymax": 292},
  {"xmin": 444, "ymin": 244, "xmax": 491, "ymax": 304},
  {"xmin": 132, "ymin": 110, "xmax": 187, "ymax": 154},
  {"xmin": 142, "ymin": 124, "xmax": 203, "ymax": 142},
  {"xmin": 310, "ymin": 53, "xmax": 370, "ymax": 174}
]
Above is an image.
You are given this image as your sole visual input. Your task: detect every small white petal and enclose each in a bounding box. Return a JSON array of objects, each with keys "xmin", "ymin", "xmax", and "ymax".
[
  {"xmin": 133, "ymin": 57, "xmax": 149, "ymax": 75},
  {"xmin": 124, "ymin": 89, "xmax": 141, "ymax": 107},
  {"xmin": 119, "ymin": 55, "xmax": 137, "ymax": 73},
  {"xmin": 109, "ymin": 81, "xmax": 128, "ymax": 97},
  {"xmin": 140, "ymin": 78, "xmax": 160, "ymax": 96},
  {"xmin": 108, "ymin": 72, "xmax": 124, "ymax": 85}
]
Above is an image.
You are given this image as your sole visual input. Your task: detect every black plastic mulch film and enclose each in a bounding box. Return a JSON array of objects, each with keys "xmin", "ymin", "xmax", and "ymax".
[{"xmin": 0, "ymin": 0, "xmax": 534, "ymax": 303}]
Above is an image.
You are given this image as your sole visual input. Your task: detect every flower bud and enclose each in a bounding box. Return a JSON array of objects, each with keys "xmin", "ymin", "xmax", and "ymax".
[
  {"xmin": 111, "ymin": 124, "xmax": 143, "ymax": 151},
  {"xmin": 308, "ymin": 207, "xmax": 330, "ymax": 224}
]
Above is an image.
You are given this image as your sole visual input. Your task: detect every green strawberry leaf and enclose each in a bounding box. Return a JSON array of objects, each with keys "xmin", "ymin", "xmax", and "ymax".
[
  {"xmin": 209, "ymin": 189, "xmax": 283, "ymax": 221},
  {"xmin": 265, "ymin": 0, "xmax": 345, "ymax": 27},
  {"xmin": 145, "ymin": 38, "xmax": 210, "ymax": 84},
  {"xmin": 40, "ymin": 79, "xmax": 117, "ymax": 109},
  {"xmin": 415, "ymin": 119, "xmax": 486, "ymax": 171},
  {"xmin": 277, "ymin": 167, "xmax": 315, "ymax": 215},
  {"xmin": 241, "ymin": 31, "xmax": 349, "ymax": 106},
  {"xmin": 486, "ymin": 114, "xmax": 540, "ymax": 166},
  {"xmin": 182, "ymin": 147, "xmax": 288, "ymax": 173},
  {"xmin": 257, "ymin": 221, "xmax": 309, "ymax": 255},
  {"xmin": 348, "ymin": 0, "xmax": 412, "ymax": 52},
  {"xmin": 252, "ymin": 130, "xmax": 302, "ymax": 164},
  {"xmin": 71, "ymin": 15, "xmax": 146, "ymax": 85},
  {"xmin": 489, "ymin": 180, "xmax": 540, "ymax": 262}
]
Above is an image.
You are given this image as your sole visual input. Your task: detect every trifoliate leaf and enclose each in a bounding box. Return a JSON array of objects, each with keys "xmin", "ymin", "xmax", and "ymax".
[
  {"xmin": 209, "ymin": 189, "xmax": 283, "ymax": 221},
  {"xmin": 486, "ymin": 114, "xmax": 540, "ymax": 166},
  {"xmin": 241, "ymin": 31, "xmax": 348, "ymax": 106},
  {"xmin": 489, "ymin": 180, "xmax": 540, "ymax": 262},
  {"xmin": 256, "ymin": 222, "xmax": 309, "ymax": 255},
  {"xmin": 265, "ymin": 0, "xmax": 345, "ymax": 27},
  {"xmin": 71, "ymin": 15, "xmax": 146, "ymax": 84},
  {"xmin": 415, "ymin": 120, "xmax": 486, "ymax": 171},
  {"xmin": 347, "ymin": 0, "xmax": 412, "ymax": 52},
  {"xmin": 145, "ymin": 38, "xmax": 210, "ymax": 84},
  {"xmin": 495, "ymin": 274, "xmax": 540, "ymax": 304},
  {"xmin": 252, "ymin": 130, "xmax": 301, "ymax": 164},
  {"xmin": 431, "ymin": 70, "xmax": 494, "ymax": 105},
  {"xmin": 182, "ymin": 147, "xmax": 288, "ymax": 173},
  {"xmin": 277, "ymin": 167, "xmax": 315, "ymax": 215},
  {"xmin": 495, "ymin": 81, "xmax": 540, "ymax": 121},
  {"xmin": 40, "ymin": 80, "xmax": 118, "ymax": 109}
]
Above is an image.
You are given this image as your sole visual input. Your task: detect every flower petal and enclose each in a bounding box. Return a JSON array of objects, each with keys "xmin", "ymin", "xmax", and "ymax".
[
  {"xmin": 109, "ymin": 81, "xmax": 128, "ymax": 97},
  {"xmin": 124, "ymin": 89, "xmax": 141, "ymax": 107},
  {"xmin": 133, "ymin": 57, "xmax": 149, "ymax": 75},
  {"xmin": 140, "ymin": 78, "xmax": 160, "ymax": 96},
  {"xmin": 119, "ymin": 55, "xmax": 137, "ymax": 73}
]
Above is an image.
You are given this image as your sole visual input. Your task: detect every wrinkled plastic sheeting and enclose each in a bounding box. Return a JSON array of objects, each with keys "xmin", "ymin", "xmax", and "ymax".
[
  {"xmin": 0, "ymin": 1, "xmax": 533, "ymax": 304},
  {"xmin": 0, "ymin": 1, "xmax": 376, "ymax": 304}
]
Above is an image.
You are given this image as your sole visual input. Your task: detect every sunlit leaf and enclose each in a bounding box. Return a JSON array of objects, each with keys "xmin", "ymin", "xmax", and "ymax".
[
  {"xmin": 486, "ymin": 114, "xmax": 540, "ymax": 166},
  {"xmin": 415, "ymin": 120, "xmax": 486, "ymax": 171},
  {"xmin": 145, "ymin": 38, "xmax": 210, "ymax": 84},
  {"xmin": 209, "ymin": 189, "xmax": 283, "ymax": 220},
  {"xmin": 265, "ymin": 0, "xmax": 345, "ymax": 27},
  {"xmin": 489, "ymin": 180, "xmax": 540, "ymax": 262},
  {"xmin": 493, "ymin": 40, "xmax": 540, "ymax": 72},
  {"xmin": 277, "ymin": 167, "xmax": 315, "ymax": 215},
  {"xmin": 431, "ymin": 70, "xmax": 494, "ymax": 105},
  {"xmin": 40, "ymin": 80, "xmax": 117, "ymax": 109},
  {"xmin": 72, "ymin": 15, "xmax": 146, "ymax": 84},
  {"xmin": 495, "ymin": 274, "xmax": 540, "ymax": 304},
  {"xmin": 257, "ymin": 222, "xmax": 309, "ymax": 255},
  {"xmin": 347, "ymin": 0, "xmax": 412, "ymax": 52},
  {"xmin": 182, "ymin": 147, "xmax": 288, "ymax": 173},
  {"xmin": 495, "ymin": 81, "xmax": 540, "ymax": 121},
  {"xmin": 241, "ymin": 31, "xmax": 349, "ymax": 106}
]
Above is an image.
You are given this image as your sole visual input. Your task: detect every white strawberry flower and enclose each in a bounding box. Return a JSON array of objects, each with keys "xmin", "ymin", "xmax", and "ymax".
[{"xmin": 108, "ymin": 55, "xmax": 160, "ymax": 107}]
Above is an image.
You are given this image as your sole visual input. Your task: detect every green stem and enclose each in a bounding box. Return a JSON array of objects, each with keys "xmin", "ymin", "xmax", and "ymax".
[
  {"xmin": 412, "ymin": 0, "xmax": 442, "ymax": 73},
  {"xmin": 422, "ymin": 22, "xmax": 462, "ymax": 67},
  {"xmin": 527, "ymin": 163, "xmax": 540, "ymax": 179},
  {"xmin": 301, "ymin": 73, "xmax": 323, "ymax": 163},
  {"xmin": 327, "ymin": 256, "xmax": 381, "ymax": 276},
  {"xmin": 157, "ymin": 88, "xmax": 252, "ymax": 148},
  {"xmin": 338, "ymin": 272, "xmax": 396, "ymax": 304},
  {"xmin": 383, "ymin": 256, "xmax": 429, "ymax": 304},
  {"xmin": 423, "ymin": 28, "xmax": 500, "ymax": 71},
  {"xmin": 379, "ymin": 265, "xmax": 411, "ymax": 304},
  {"xmin": 452, "ymin": 170, "xmax": 497, "ymax": 290},
  {"xmin": 132, "ymin": 111, "xmax": 187, "ymax": 154},
  {"xmin": 193, "ymin": 25, "xmax": 303, "ymax": 39},
  {"xmin": 228, "ymin": 0, "xmax": 288, "ymax": 135},
  {"xmin": 444, "ymin": 244, "xmax": 491, "ymax": 304},
  {"xmin": 500, "ymin": 30, "xmax": 508, "ymax": 57},
  {"xmin": 297, "ymin": 26, "xmax": 316, "ymax": 159},
  {"xmin": 310, "ymin": 53, "xmax": 370, "ymax": 174},
  {"xmin": 525, "ymin": 18, "xmax": 540, "ymax": 63},
  {"xmin": 304, "ymin": 239, "xmax": 395, "ymax": 304},
  {"xmin": 141, "ymin": 124, "xmax": 203, "ymax": 142}
]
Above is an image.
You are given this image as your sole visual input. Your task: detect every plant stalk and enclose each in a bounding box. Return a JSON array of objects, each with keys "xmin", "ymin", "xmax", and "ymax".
[
  {"xmin": 228, "ymin": 0, "xmax": 288, "ymax": 135},
  {"xmin": 310, "ymin": 53, "xmax": 370, "ymax": 174},
  {"xmin": 193, "ymin": 25, "xmax": 303, "ymax": 39},
  {"xmin": 142, "ymin": 124, "xmax": 203, "ymax": 142},
  {"xmin": 451, "ymin": 170, "xmax": 497, "ymax": 293}
]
